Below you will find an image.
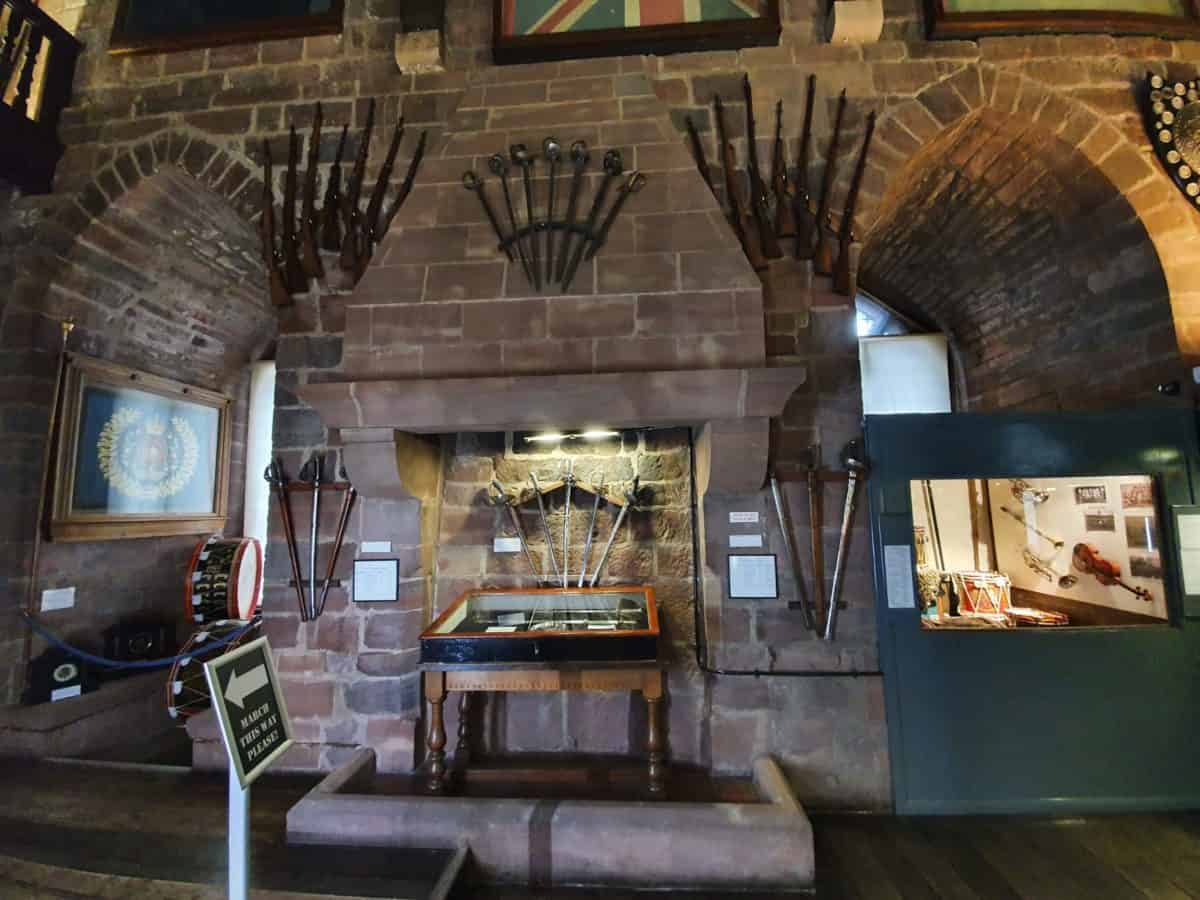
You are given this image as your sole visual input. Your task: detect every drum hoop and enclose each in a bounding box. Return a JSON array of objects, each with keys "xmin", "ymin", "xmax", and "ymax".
[
  {"xmin": 229, "ymin": 538, "xmax": 263, "ymax": 620},
  {"xmin": 182, "ymin": 536, "xmax": 211, "ymax": 619}
]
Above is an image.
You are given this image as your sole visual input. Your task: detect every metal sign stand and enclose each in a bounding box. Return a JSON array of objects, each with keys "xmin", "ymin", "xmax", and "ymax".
[{"xmin": 229, "ymin": 765, "xmax": 249, "ymax": 900}]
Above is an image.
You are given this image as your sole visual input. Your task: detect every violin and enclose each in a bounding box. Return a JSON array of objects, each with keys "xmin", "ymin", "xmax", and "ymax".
[{"xmin": 1071, "ymin": 543, "xmax": 1153, "ymax": 602}]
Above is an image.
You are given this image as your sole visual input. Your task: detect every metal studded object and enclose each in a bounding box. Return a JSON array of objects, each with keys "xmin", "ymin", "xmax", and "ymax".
[
  {"xmin": 1142, "ymin": 71, "xmax": 1200, "ymax": 209},
  {"xmin": 464, "ymin": 138, "xmax": 646, "ymax": 292}
]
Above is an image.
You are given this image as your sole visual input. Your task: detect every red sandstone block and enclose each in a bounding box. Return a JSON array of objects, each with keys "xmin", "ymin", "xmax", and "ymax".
[
  {"xmin": 462, "ymin": 298, "xmax": 547, "ymax": 341},
  {"xmin": 491, "ymin": 100, "xmax": 621, "ymax": 130},
  {"xmin": 281, "ymin": 679, "xmax": 336, "ymax": 718},
  {"xmin": 382, "ymin": 226, "xmax": 469, "ymax": 264},
  {"xmin": 502, "ymin": 339, "xmax": 594, "ymax": 375},
  {"xmin": 209, "ymin": 43, "xmax": 260, "ymax": 69},
  {"xmin": 426, "ymin": 262, "xmax": 507, "ymax": 301},
  {"xmin": 344, "ymin": 346, "xmax": 423, "ymax": 378},
  {"xmin": 547, "ymin": 75, "xmax": 617, "ymax": 104},
  {"xmin": 591, "ymin": 337, "xmax": 677, "ymax": 373},
  {"xmin": 680, "ymin": 250, "xmax": 758, "ymax": 292},
  {"xmin": 596, "ymin": 253, "xmax": 677, "ymax": 294},
  {"xmin": 373, "ymin": 302, "xmax": 463, "ymax": 343},
  {"xmin": 363, "ymin": 610, "xmax": 424, "ymax": 649},
  {"xmin": 547, "ymin": 295, "xmax": 636, "ymax": 339},
  {"xmin": 485, "ymin": 82, "xmax": 548, "ymax": 106},
  {"xmin": 421, "ymin": 341, "xmax": 505, "ymax": 378},
  {"xmin": 634, "ymin": 211, "xmax": 727, "ymax": 254},
  {"xmin": 313, "ymin": 616, "xmax": 361, "ymax": 655},
  {"xmin": 184, "ymin": 108, "xmax": 254, "ymax": 135},
  {"xmin": 634, "ymin": 141, "xmax": 695, "ymax": 172}
]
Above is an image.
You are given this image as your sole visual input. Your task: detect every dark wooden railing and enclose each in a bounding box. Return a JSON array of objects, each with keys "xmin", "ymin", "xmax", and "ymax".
[{"xmin": 1, "ymin": 0, "xmax": 82, "ymax": 194}]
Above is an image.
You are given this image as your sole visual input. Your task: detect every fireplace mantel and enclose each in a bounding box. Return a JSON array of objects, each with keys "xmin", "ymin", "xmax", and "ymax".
[{"xmin": 298, "ymin": 366, "xmax": 806, "ymax": 498}]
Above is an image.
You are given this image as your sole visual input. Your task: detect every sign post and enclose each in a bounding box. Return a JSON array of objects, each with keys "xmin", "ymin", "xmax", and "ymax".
[{"xmin": 203, "ymin": 636, "xmax": 293, "ymax": 900}]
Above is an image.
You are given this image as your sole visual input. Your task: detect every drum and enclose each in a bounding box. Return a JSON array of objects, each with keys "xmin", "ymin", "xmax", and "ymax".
[
  {"xmin": 184, "ymin": 536, "xmax": 262, "ymax": 624},
  {"xmin": 165, "ymin": 619, "xmax": 260, "ymax": 720}
]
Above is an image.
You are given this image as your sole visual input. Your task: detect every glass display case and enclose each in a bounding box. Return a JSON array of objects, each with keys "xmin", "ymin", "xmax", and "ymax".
[{"xmin": 420, "ymin": 587, "xmax": 660, "ymax": 664}]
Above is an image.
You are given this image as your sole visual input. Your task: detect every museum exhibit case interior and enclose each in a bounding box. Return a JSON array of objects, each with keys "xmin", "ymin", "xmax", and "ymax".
[{"xmin": 911, "ymin": 475, "xmax": 1168, "ymax": 628}]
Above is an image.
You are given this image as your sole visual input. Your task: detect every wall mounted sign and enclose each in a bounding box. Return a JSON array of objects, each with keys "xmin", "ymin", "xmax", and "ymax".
[
  {"xmin": 728, "ymin": 554, "xmax": 778, "ymax": 599},
  {"xmin": 50, "ymin": 355, "xmax": 231, "ymax": 541},
  {"xmin": 493, "ymin": 0, "xmax": 781, "ymax": 63},
  {"xmin": 926, "ymin": 0, "xmax": 1200, "ymax": 39},
  {"xmin": 353, "ymin": 558, "xmax": 399, "ymax": 603},
  {"xmin": 108, "ymin": 0, "xmax": 344, "ymax": 55}
]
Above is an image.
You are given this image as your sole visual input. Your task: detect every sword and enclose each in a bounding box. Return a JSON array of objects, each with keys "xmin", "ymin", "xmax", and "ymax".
[
  {"xmin": 489, "ymin": 153, "xmax": 536, "ymax": 289},
  {"xmin": 562, "ymin": 149, "xmax": 623, "ymax": 291},
  {"xmin": 491, "ymin": 480, "xmax": 541, "ymax": 584},
  {"xmin": 561, "ymin": 459, "xmax": 575, "ymax": 589},
  {"xmin": 463, "ymin": 171, "xmax": 515, "ymax": 261},
  {"xmin": 770, "ymin": 472, "xmax": 814, "ymax": 630},
  {"xmin": 583, "ymin": 171, "xmax": 645, "ymax": 261},
  {"xmin": 589, "ymin": 477, "xmax": 638, "ymax": 587},
  {"xmin": 557, "ymin": 141, "xmax": 589, "ymax": 284},
  {"xmin": 510, "ymin": 144, "xmax": 541, "ymax": 291},
  {"xmin": 299, "ymin": 453, "xmax": 324, "ymax": 622},
  {"xmin": 529, "ymin": 472, "xmax": 561, "ymax": 584},
  {"xmin": 265, "ymin": 460, "xmax": 307, "ymax": 621},
  {"xmin": 543, "ymin": 137, "xmax": 561, "ymax": 285},
  {"xmin": 578, "ymin": 475, "xmax": 605, "ymax": 587},
  {"xmin": 824, "ymin": 442, "xmax": 867, "ymax": 642}
]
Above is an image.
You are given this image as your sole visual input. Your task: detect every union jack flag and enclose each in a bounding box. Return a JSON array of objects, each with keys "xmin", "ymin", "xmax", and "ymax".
[{"xmin": 501, "ymin": 0, "xmax": 765, "ymax": 35}]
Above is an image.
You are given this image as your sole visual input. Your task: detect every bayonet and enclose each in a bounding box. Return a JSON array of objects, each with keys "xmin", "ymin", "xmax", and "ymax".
[
  {"xmin": 793, "ymin": 75, "xmax": 817, "ymax": 260},
  {"xmin": 814, "ymin": 88, "xmax": 847, "ymax": 277},
  {"xmin": 340, "ymin": 97, "xmax": 375, "ymax": 273},
  {"xmin": 320, "ymin": 124, "xmax": 349, "ymax": 251},
  {"xmin": 772, "ymin": 99, "xmax": 797, "ymax": 238},
  {"xmin": 833, "ymin": 111, "xmax": 876, "ymax": 296},
  {"xmin": 300, "ymin": 102, "xmax": 324, "ymax": 280},
  {"xmin": 742, "ymin": 74, "xmax": 782, "ymax": 258}
]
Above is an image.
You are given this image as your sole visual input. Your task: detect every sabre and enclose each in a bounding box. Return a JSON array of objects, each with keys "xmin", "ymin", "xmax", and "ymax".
[
  {"xmin": 824, "ymin": 442, "xmax": 867, "ymax": 642},
  {"xmin": 578, "ymin": 475, "xmax": 605, "ymax": 587},
  {"xmin": 543, "ymin": 137, "xmax": 561, "ymax": 285},
  {"xmin": 557, "ymin": 141, "xmax": 589, "ymax": 284},
  {"xmin": 589, "ymin": 477, "xmax": 638, "ymax": 588},
  {"xmin": 463, "ymin": 171, "xmax": 515, "ymax": 261},
  {"xmin": 300, "ymin": 453, "xmax": 324, "ymax": 622},
  {"xmin": 492, "ymin": 480, "xmax": 541, "ymax": 584},
  {"xmin": 264, "ymin": 460, "xmax": 307, "ymax": 621},
  {"xmin": 317, "ymin": 472, "xmax": 356, "ymax": 619},
  {"xmin": 561, "ymin": 460, "xmax": 575, "ymax": 589},
  {"xmin": 489, "ymin": 153, "xmax": 536, "ymax": 289},
  {"xmin": 584, "ymin": 171, "xmax": 646, "ymax": 261},
  {"xmin": 562, "ymin": 149, "xmax": 623, "ymax": 291},
  {"xmin": 511, "ymin": 144, "xmax": 542, "ymax": 291},
  {"xmin": 529, "ymin": 472, "xmax": 561, "ymax": 584},
  {"xmin": 770, "ymin": 472, "xmax": 814, "ymax": 631}
]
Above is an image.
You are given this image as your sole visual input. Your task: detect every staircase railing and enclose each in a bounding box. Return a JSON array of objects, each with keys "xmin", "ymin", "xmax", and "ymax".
[{"xmin": 1, "ymin": 0, "xmax": 82, "ymax": 193}]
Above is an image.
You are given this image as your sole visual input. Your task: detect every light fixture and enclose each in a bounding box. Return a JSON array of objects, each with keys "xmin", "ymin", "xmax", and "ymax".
[{"xmin": 524, "ymin": 429, "xmax": 620, "ymax": 444}]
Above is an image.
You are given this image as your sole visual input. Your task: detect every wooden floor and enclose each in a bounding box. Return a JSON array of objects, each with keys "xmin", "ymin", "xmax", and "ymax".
[{"xmin": 0, "ymin": 760, "xmax": 1196, "ymax": 898}]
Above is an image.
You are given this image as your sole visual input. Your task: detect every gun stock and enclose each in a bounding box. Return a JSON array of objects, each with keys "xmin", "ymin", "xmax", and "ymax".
[
  {"xmin": 833, "ymin": 111, "xmax": 876, "ymax": 296},
  {"xmin": 340, "ymin": 98, "xmax": 376, "ymax": 273},
  {"xmin": 381, "ymin": 129, "xmax": 427, "ymax": 238},
  {"xmin": 300, "ymin": 103, "xmax": 324, "ymax": 280},
  {"xmin": 364, "ymin": 116, "xmax": 404, "ymax": 253},
  {"xmin": 723, "ymin": 141, "xmax": 769, "ymax": 271},
  {"xmin": 684, "ymin": 115, "xmax": 717, "ymax": 198},
  {"xmin": 742, "ymin": 75, "xmax": 782, "ymax": 259},
  {"xmin": 281, "ymin": 127, "xmax": 307, "ymax": 293},
  {"xmin": 794, "ymin": 74, "xmax": 817, "ymax": 260},
  {"xmin": 258, "ymin": 141, "xmax": 292, "ymax": 307},
  {"xmin": 772, "ymin": 99, "xmax": 797, "ymax": 238},
  {"xmin": 813, "ymin": 89, "xmax": 846, "ymax": 277},
  {"xmin": 320, "ymin": 124, "xmax": 348, "ymax": 252}
]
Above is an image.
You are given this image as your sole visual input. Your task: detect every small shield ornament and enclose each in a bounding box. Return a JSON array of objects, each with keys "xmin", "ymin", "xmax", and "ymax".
[{"xmin": 1143, "ymin": 72, "xmax": 1200, "ymax": 207}]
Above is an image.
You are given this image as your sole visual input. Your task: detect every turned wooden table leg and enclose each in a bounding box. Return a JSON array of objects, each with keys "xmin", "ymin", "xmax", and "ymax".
[
  {"xmin": 456, "ymin": 691, "xmax": 472, "ymax": 764},
  {"xmin": 645, "ymin": 671, "xmax": 667, "ymax": 796},
  {"xmin": 425, "ymin": 671, "xmax": 447, "ymax": 794}
]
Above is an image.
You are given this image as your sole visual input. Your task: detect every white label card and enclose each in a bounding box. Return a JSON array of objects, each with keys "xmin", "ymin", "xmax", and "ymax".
[
  {"xmin": 885, "ymin": 544, "xmax": 916, "ymax": 609},
  {"xmin": 486, "ymin": 626, "xmax": 518, "ymax": 633},
  {"xmin": 729, "ymin": 534, "xmax": 764, "ymax": 548},
  {"xmin": 1182, "ymin": 550, "xmax": 1200, "ymax": 596},
  {"xmin": 51, "ymin": 685, "xmax": 82, "ymax": 702},
  {"xmin": 353, "ymin": 559, "xmax": 399, "ymax": 603},
  {"xmin": 1178, "ymin": 513, "xmax": 1200, "ymax": 549},
  {"xmin": 361, "ymin": 541, "xmax": 392, "ymax": 554},
  {"xmin": 493, "ymin": 537, "xmax": 523, "ymax": 553},
  {"xmin": 41, "ymin": 587, "xmax": 75, "ymax": 612},
  {"xmin": 729, "ymin": 554, "xmax": 777, "ymax": 599},
  {"xmin": 729, "ymin": 511, "xmax": 759, "ymax": 524}
]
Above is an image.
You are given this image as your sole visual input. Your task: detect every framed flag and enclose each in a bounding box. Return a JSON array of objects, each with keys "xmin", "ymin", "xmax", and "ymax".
[
  {"xmin": 924, "ymin": 0, "xmax": 1200, "ymax": 40},
  {"xmin": 50, "ymin": 355, "xmax": 232, "ymax": 541},
  {"xmin": 493, "ymin": 0, "xmax": 781, "ymax": 64}
]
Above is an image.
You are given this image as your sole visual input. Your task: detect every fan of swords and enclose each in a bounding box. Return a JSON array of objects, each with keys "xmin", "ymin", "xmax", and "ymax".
[
  {"xmin": 488, "ymin": 462, "xmax": 642, "ymax": 588},
  {"xmin": 258, "ymin": 98, "xmax": 428, "ymax": 306},
  {"xmin": 684, "ymin": 74, "xmax": 875, "ymax": 297},
  {"xmin": 464, "ymin": 140, "xmax": 647, "ymax": 293}
]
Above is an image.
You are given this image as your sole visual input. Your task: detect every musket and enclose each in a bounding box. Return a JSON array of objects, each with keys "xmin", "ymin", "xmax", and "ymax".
[
  {"xmin": 340, "ymin": 97, "xmax": 375, "ymax": 273},
  {"xmin": 715, "ymin": 96, "xmax": 768, "ymax": 271},
  {"xmin": 742, "ymin": 74, "xmax": 782, "ymax": 258},
  {"xmin": 320, "ymin": 124, "xmax": 349, "ymax": 251},
  {"xmin": 813, "ymin": 88, "xmax": 847, "ymax": 277},
  {"xmin": 258, "ymin": 141, "xmax": 292, "ymax": 308},
  {"xmin": 772, "ymin": 99, "xmax": 797, "ymax": 239},
  {"xmin": 684, "ymin": 114, "xmax": 717, "ymax": 198},
  {"xmin": 300, "ymin": 102, "xmax": 324, "ymax": 281},
  {"xmin": 833, "ymin": 111, "xmax": 875, "ymax": 296},
  {"xmin": 363, "ymin": 115, "xmax": 404, "ymax": 260},
  {"xmin": 382, "ymin": 129, "xmax": 427, "ymax": 237},
  {"xmin": 793, "ymin": 75, "xmax": 817, "ymax": 260},
  {"xmin": 281, "ymin": 127, "xmax": 307, "ymax": 293}
]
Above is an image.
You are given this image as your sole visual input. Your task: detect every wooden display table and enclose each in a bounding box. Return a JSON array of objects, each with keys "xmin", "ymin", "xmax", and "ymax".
[{"xmin": 421, "ymin": 662, "xmax": 667, "ymax": 795}]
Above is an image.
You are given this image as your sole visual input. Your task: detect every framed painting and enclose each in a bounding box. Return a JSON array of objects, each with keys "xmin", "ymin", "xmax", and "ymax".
[
  {"xmin": 493, "ymin": 0, "xmax": 781, "ymax": 64},
  {"xmin": 50, "ymin": 355, "xmax": 232, "ymax": 542},
  {"xmin": 925, "ymin": 0, "xmax": 1200, "ymax": 39},
  {"xmin": 108, "ymin": 0, "xmax": 344, "ymax": 56}
]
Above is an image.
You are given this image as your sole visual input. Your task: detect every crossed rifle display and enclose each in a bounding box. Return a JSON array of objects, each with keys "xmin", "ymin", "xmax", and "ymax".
[{"xmin": 464, "ymin": 139, "xmax": 647, "ymax": 293}]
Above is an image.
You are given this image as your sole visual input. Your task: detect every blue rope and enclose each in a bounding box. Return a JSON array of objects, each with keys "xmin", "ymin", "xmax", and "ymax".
[{"xmin": 21, "ymin": 613, "xmax": 260, "ymax": 670}]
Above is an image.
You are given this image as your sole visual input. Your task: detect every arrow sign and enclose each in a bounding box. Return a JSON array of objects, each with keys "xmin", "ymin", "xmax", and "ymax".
[{"xmin": 224, "ymin": 664, "xmax": 268, "ymax": 710}]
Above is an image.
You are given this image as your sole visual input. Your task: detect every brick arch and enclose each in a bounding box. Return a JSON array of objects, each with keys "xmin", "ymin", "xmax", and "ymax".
[{"xmin": 856, "ymin": 64, "xmax": 1200, "ymax": 365}]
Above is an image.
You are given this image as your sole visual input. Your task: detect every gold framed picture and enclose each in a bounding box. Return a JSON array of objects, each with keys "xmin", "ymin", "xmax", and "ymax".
[
  {"xmin": 50, "ymin": 355, "xmax": 232, "ymax": 542},
  {"xmin": 925, "ymin": 0, "xmax": 1200, "ymax": 39}
]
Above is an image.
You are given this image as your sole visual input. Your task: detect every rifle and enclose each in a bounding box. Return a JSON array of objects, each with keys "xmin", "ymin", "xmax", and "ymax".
[
  {"xmin": 382, "ymin": 129, "xmax": 427, "ymax": 237},
  {"xmin": 813, "ymin": 88, "xmax": 846, "ymax": 277},
  {"xmin": 714, "ymin": 96, "xmax": 768, "ymax": 271},
  {"xmin": 833, "ymin": 111, "xmax": 876, "ymax": 296},
  {"xmin": 300, "ymin": 102, "xmax": 324, "ymax": 280},
  {"xmin": 340, "ymin": 97, "xmax": 376, "ymax": 273},
  {"xmin": 793, "ymin": 75, "xmax": 817, "ymax": 260},
  {"xmin": 362, "ymin": 115, "xmax": 405, "ymax": 265},
  {"xmin": 259, "ymin": 141, "xmax": 293, "ymax": 308},
  {"xmin": 684, "ymin": 115, "xmax": 717, "ymax": 198},
  {"xmin": 742, "ymin": 74, "xmax": 782, "ymax": 258},
  {"xmin": 281, "ymin": 127, "xmax": 307, "ymax": 292},
  {"xmin": 320, "ymin": 124, "xmax": 349, "ymax": 252},
  {"xmin": 771, "ymin": 99, "xmax": 797, "ymax": 238}
]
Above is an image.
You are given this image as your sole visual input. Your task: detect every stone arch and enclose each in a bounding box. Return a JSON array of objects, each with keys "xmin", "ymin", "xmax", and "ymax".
[{"xmin": 852, "ymin": 65, "xmax": 1200, "ymax": 368}]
